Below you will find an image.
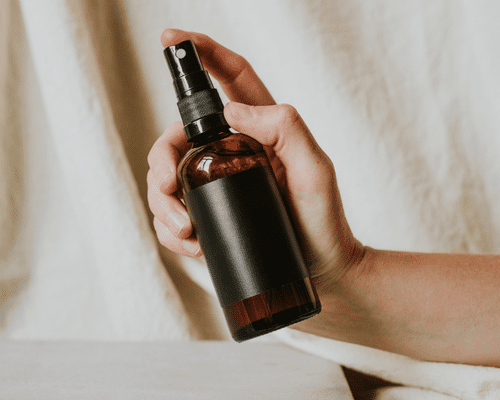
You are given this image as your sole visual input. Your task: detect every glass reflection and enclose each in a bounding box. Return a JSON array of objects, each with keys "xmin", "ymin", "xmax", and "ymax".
[{"xmin": 197, "ymin": 156, "xmax": 213, "ymax": 176}]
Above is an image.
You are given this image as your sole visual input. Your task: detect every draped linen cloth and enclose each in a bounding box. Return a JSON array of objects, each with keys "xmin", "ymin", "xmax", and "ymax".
[{"xmin": 2, "ymin": 1, "xmax": 500, "ymax": 398}]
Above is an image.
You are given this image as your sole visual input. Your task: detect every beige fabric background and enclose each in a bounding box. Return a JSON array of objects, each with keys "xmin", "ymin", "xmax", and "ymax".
[{"xmin": 2, "ymin": 0, "xmax": 500, "ymax": 398}]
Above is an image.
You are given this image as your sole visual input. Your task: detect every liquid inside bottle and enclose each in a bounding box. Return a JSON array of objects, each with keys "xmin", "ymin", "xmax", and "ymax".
[{"xmin": 178, "ymin": 131, "xmax": 321, "ymax": 342}]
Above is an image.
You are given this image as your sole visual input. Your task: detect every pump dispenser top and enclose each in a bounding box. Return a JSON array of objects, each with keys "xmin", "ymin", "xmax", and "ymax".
[{"xmin": 164, "ymin": 40, "xmax": 230, "ymax": 142}]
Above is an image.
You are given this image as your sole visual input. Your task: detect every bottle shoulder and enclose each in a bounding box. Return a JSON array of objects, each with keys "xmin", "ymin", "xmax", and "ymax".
[{"xmin": 178, "ymin": 133, "xmax": 269, "ymax": 192}]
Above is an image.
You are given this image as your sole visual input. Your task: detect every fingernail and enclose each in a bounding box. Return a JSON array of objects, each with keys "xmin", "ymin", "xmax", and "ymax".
[
  {"xmin": 182, "ymin": 240, "xmax": 200, "ymax": 255},
  {"xmin": 167, "ymin": 212, "xmax": 187, "ymax": 236},
  {"xmin": 154, "ymin": 164, "xmax": 172, "ymax": 191}
]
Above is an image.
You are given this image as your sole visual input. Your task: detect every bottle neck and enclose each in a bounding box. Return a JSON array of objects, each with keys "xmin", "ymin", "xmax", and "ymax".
[{"xmin": 190, "ymin": 128, "xmax": 233, "ymax": 148}]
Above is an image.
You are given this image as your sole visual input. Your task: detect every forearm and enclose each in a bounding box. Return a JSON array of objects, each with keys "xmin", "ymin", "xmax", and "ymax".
[{"xmin": 295, "ymin": 246, "xmax": 500, "ymax": 367}]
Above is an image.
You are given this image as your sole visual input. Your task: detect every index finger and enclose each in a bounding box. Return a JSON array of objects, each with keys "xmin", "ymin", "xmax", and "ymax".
[{"xmin": 161, "ymin": 29, "xmax": 275, "ymax": 106}]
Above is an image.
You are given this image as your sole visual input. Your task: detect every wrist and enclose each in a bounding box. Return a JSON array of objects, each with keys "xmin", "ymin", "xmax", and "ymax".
[
  {"xmin": 290, "ymin": 241, "xmax": 374, "ymax": 339},
  {"xmin": 312, "ymin": 238, "xmax": 368, "ymax": 292}
]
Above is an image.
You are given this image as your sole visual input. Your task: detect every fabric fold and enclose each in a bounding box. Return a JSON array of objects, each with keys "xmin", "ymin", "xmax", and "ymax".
[
  {"xmin": 276, "ymin": 329, "xmax": 500, "ymax": 400},
  {"xmin": 17, "ymin": 0, "xmax": 197, "ymax": 340}
]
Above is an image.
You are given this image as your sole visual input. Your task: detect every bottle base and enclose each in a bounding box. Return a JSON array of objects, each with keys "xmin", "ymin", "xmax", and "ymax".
[
  {"xmin": 231, "ymin": 303, "xmax": 321, "ymax": 343},
  {"xmin": 222, "ymin": 277, "xmax": 321, "ymax": 343}
]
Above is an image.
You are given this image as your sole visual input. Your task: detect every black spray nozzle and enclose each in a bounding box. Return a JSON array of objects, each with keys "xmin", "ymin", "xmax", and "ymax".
[
  {"xmin": 164, "ymin": 40, "xmax": 203, "ymax": 78},
  {"xmin": 164, "ymin": 40, "xmax": 229, "ymax": 142},
  {"xmin": 164, "ymin": 40, "xmax": 214, "ymax": 100}
]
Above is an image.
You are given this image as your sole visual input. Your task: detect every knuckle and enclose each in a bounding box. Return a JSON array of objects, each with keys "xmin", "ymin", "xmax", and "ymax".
[
  {"xmin": 147, "ymin": 146, "xmax": 160, "ymax": 170},
  {"xmin": 276, "ymin": 103, "xmax": 301, "ymax": 126},
  {"xmin": 225, "ymin": 55, "xmax": 250, "ymax": 84},
  {"xmin": 146, "ymin": 168, "xmax": 153, "ymax": 185},
  {"xmin": 146, "ymin": 170, "xmax": 158, "ymax": 197},
  {"xmin": 146, "ymin": 175, "xmax": 154, "ymax": 203},
  {"xmin": 148, "ymin": 196, "xmax": 161, "ymax": 222},
  {"xmin": 154, "ymin": 217, "xmax": 170, "ymax": 247},
  {"xmin": 323, "ymin": 154, "xmax": 335, "ymax": 172},
  {"xmin": 235, "ymin": 55, "xmax": 249, "ymax": 70},
  {"xmin": 147, "ymin": 194, "xmax": 159, "ymax": 217},
  {"xmin": 197, "ymin": 32, "xmax": 212, "ymax": 44},
  {"xmin": 148, "ymin": 121, "xmax": 183, "ymax": 169},
  {"xmin": 169, "ymin": 120, "xmax": 184, "ymax": 133},
  {"xmin": 146, "ymin": 168, "xmax": 162, "ymax": 195},
  {"xmin": 147, "ymin": 150, "xmax": 154, "ymax": 169}
]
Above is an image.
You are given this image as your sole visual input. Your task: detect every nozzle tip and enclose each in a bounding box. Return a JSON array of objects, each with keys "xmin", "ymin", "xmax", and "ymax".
[{"xmin": 164, "ymin": 40, "xmax": 203, "ymax": 80}]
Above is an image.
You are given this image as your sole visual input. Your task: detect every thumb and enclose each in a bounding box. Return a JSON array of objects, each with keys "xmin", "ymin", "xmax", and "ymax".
[
  {"xmin": 224, "ymin": 101, "xmax": 352, "ymax": 279},
  {"xmin": 223, "ymin": 102, "xmax": 333, "ymax": 196}
]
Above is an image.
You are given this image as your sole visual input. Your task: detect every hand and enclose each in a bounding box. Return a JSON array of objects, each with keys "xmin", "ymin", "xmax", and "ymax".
[
  {"xmin": 148, "ymin": 31, "xmax": 500, "ymax": 365},
  {"xmin": 147, "ymin": 29, "xmax": 364, "ymax": 288}
]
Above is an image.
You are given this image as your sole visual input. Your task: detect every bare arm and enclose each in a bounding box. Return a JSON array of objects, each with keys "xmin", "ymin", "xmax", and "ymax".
[{"xmin": 295, "ymin": 245, "xmax": 500, "ymax": 367}]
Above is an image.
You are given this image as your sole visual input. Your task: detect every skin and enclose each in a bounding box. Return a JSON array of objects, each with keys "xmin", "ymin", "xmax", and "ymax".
[{"xmin": 147, "ymin": 29, "xmax": 500, "ymax": 368}]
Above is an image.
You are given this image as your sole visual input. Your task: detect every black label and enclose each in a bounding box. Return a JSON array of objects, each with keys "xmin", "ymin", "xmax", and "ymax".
[{"xmin": 184, "ymin": 165, "xmax": 309, "ymax": 307}]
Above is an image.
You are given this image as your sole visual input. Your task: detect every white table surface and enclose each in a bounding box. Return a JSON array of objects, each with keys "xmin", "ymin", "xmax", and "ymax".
[{"xmin": 0, "ymin": 340, "xmax": 353, "ymax": 399}]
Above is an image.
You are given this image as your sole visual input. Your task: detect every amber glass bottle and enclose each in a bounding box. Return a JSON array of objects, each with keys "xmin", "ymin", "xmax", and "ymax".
[{"xmin": 164, "ymin": 40, "xmax": 321, "ymax": 342}]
